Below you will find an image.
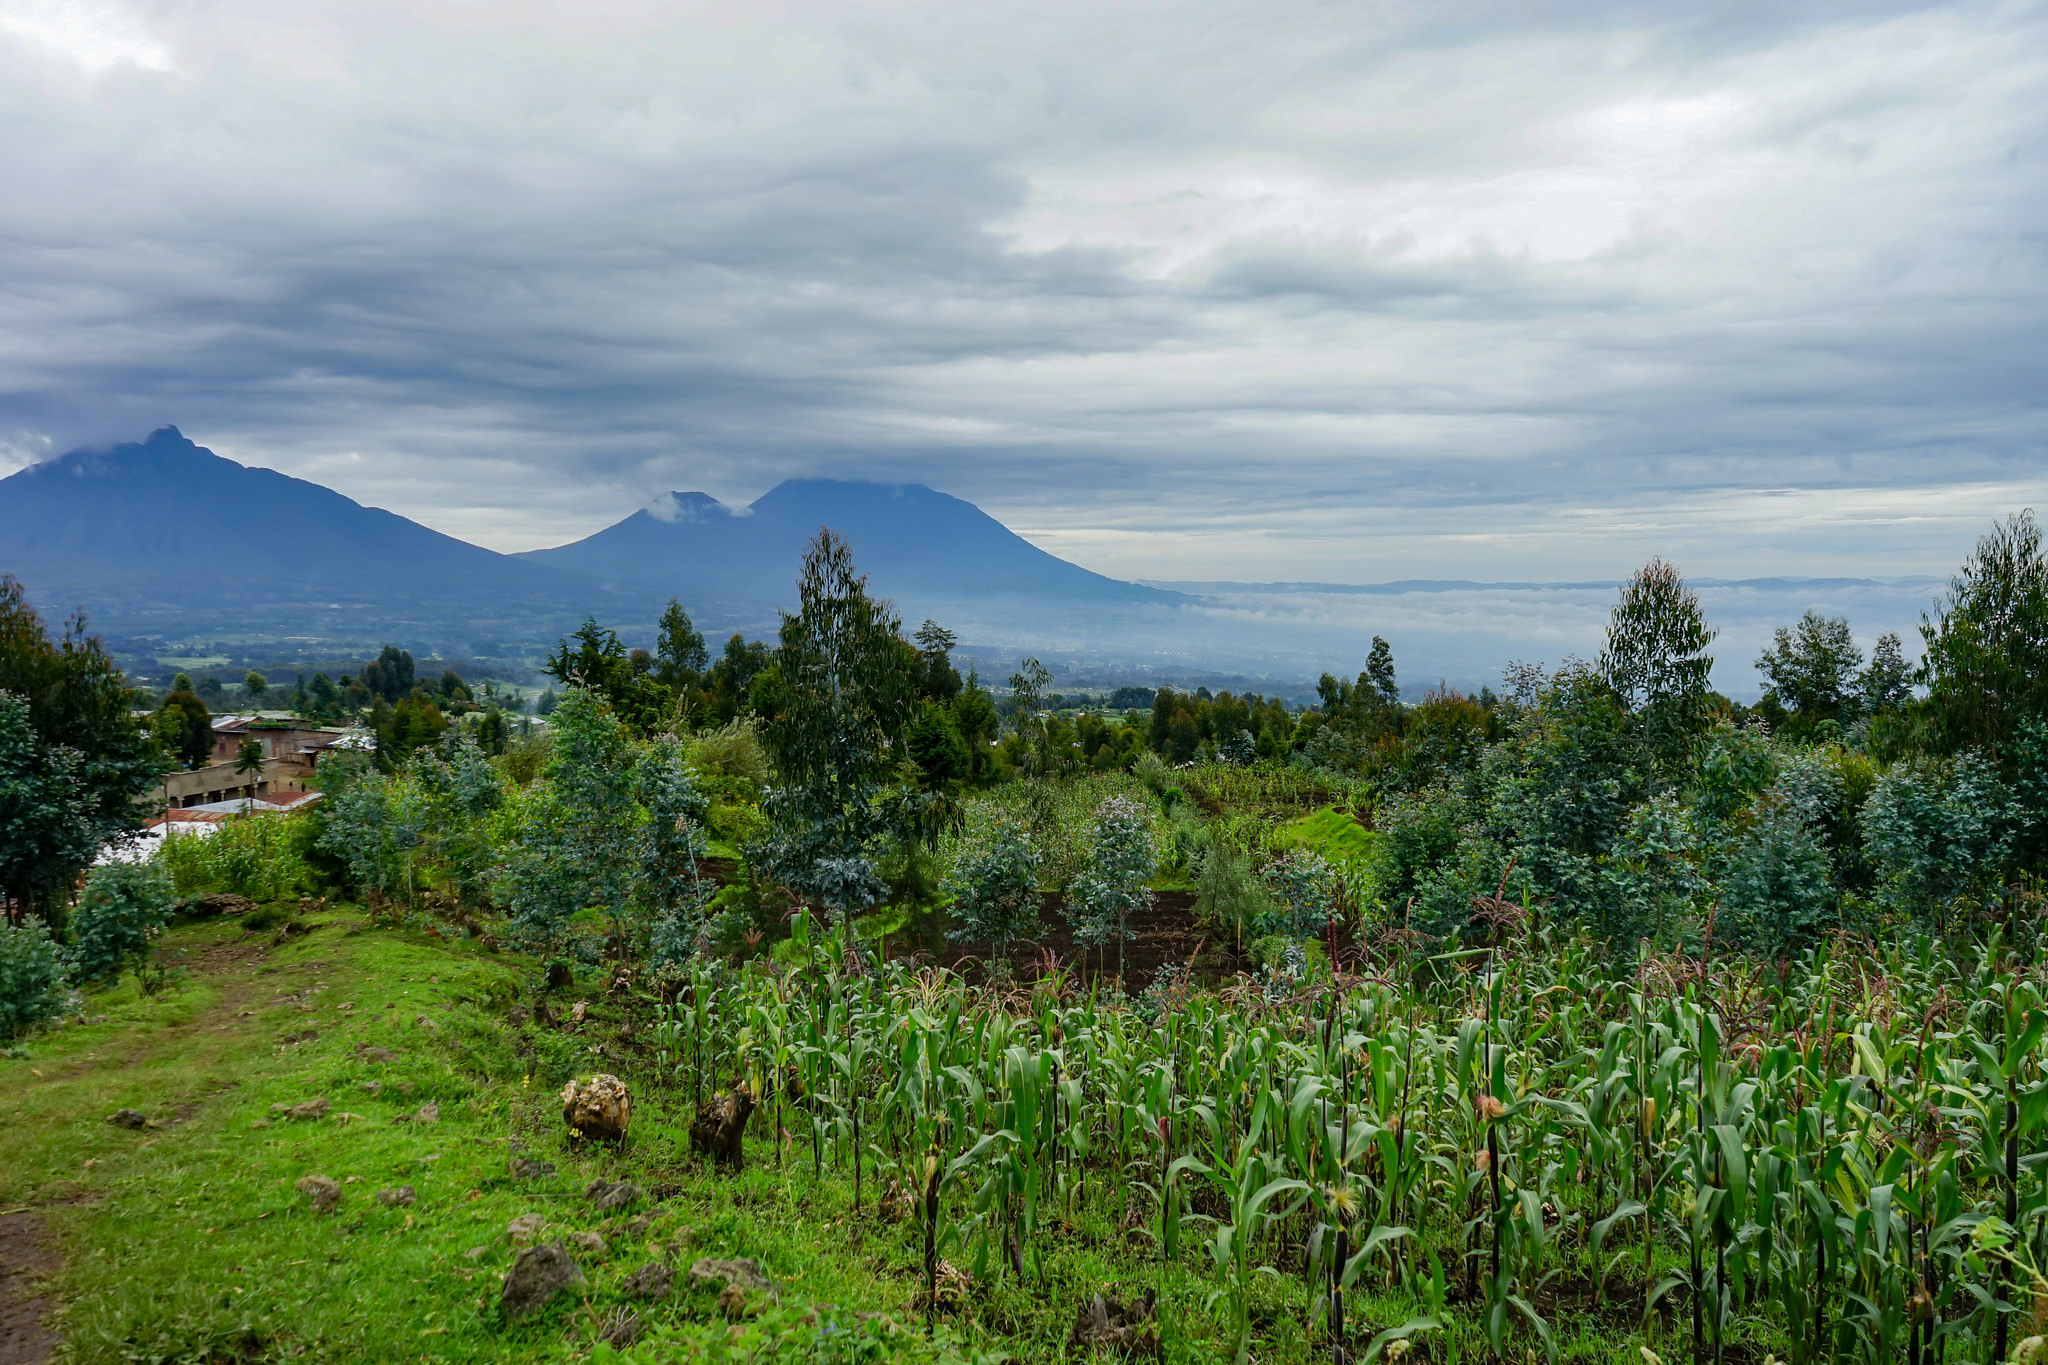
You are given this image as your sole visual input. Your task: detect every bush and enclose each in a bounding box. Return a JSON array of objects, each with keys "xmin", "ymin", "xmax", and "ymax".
[
  {"xmin": 1260, "ymin": 847, "xmax": 1337, "ymax": 939},
  {"xmin": 241, "ymin": 902, "xmax": 293, "ymax": 931},
  {"xmin": 0, "ymin": 918, "xmax": 68, "ymax": 1038},
  {"xmin": 1193, "ymin": 841, "xmax": 1276, "ymax": 954},
  {"xmin": 1864, "ymin": 752, "xmax": 2016, "ymax": 924},
  {"xmin": 70, "ymin": 860, "xmax": 177, "ymax": 989},
  {"xmin": 944, "ymin": 821, "xmax": 1041, "ymax": 971},
  {"xmin": 159, "ymin": 815, "xmax": 315, "ymax": 901},
  {"xmin": 1066, "ymin": 795, "xmax": 1156, "ymax": 973},
  {"xmin": 688, "ymin": 719, "xmax": 770, "ymax": 797}
]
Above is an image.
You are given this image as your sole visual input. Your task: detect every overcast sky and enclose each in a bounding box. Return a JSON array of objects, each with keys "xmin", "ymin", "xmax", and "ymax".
[{"xmin": 1, "ymin": 0, "xmax": 2043, "ymax": 583}]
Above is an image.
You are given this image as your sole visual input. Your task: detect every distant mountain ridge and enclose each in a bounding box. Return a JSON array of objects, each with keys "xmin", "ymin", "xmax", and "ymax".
[
  {"xmin": 0, "ymin": 428, "xmax": 1938, "ymax": 694},
  {"xmin": 0, "ymin": 427, "xmax": 657, "ymax": 647},
  {"xmin": 0, "ymin": 430, "xmax": 1183, "ymax": 665},
  {"xmin": 522, "ymin": 478, "xmax": 1182, "ymax": 613}
]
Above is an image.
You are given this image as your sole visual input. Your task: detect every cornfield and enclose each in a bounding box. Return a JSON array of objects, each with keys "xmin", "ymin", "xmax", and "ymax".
[{"xmin": 663, "ymin": 914, "xmax": 2048, "ymax": 1363}]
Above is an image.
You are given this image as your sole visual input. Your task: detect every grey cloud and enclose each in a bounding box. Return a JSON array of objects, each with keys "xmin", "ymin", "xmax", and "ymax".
[{"xmin": 0, "ymin": 0, "xmax": 2041, "ymax": 584}]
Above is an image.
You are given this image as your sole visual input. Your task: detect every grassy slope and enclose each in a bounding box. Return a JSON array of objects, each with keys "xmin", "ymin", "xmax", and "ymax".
[{"xmin": 3, "ymin": 912, "xmax": 1745, "ymax": 1364}]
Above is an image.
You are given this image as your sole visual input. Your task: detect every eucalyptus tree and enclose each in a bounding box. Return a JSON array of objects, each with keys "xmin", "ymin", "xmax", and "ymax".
[
  {"xmin": 498, "ymin": 688, "xmax": 640, "ymax": 949},
  {"xmin": 1599, "ymin": 557, "xmax": 1716, "ymax": 772},
  {"xmin": 1067, "ymin": 794, "xmax": 1156, "ymax": 979},
  {"xmin": 945, "ymin": 820, "xmax": 1042, "ymax": 977},
  {"xmin": 754, "ymin": 530, "xmax": 917, "ymax": 934}
]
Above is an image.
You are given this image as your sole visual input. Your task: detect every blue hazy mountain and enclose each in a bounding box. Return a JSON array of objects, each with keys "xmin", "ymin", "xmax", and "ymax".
[
  {"xmin": 0, "ymin": 431, "xmax": 1184, "ymax": 668},
  {"xmin": 521, "ymin": 478, "xmax": 1183, "ymax": 614},
  {"xmin": 0, "ymin": 426, "xmax": 650, "ymax": 644}
]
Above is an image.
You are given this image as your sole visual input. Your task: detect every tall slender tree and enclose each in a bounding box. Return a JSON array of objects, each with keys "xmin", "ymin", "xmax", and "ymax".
[{"xmin": 754, "ymin": 530, "xmax": 914, "ymax": 930}]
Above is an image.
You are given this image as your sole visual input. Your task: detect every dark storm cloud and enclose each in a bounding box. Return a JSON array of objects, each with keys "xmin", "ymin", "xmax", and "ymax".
[{"xmin": 0, "ymin": 0, "xmax": 2042, "ymax": 580}]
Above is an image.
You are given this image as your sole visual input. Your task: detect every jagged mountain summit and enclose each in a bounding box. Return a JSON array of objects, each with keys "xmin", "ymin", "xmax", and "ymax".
[{"xmin": 520, "ymin": 478, "xmax": 1181, "ymax": 614}]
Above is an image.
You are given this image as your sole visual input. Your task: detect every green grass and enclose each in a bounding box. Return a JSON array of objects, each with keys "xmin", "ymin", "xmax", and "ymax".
[
  {"xmin": 1275, "ymin": 806, "xmax": 1378, "ymax": 865},
  {"xmin": 5, "ymin": 914, "xmax": 1728, "ymax": 1364},
  {"xmin": 5, "ymin": 917, "xmax": 1047, "ymax": 1362}
]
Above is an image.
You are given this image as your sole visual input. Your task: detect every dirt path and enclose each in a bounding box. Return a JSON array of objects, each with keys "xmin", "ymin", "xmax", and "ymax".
[
  {"xmin": 0, "ymin": 1211, "xmax": 58, "ymax": 1365},
  {"xmin": 0, "ymin": 923, "xmax": 288, "ymax": 1365}
]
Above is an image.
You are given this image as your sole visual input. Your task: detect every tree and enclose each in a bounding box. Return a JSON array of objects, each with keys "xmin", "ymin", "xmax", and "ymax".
[
  {"xmin": 637, "ymin": 733, "xmax": 711, "ymax": 966},
  {"xmin": 0, "ymin": 690, "xmax": 96, "ymax": 929},
  {"xmin": 1918, "ymin": 510, "xmax": 2048, "ymax": 767},
  {"xmin": 307, "ymin": 671, "xmax": 339, "ymax": 718},
  {"xmin": 231, "ymin": 737, "xmax": 267, "ymax": 799},
  {"xmin": 375, "ymin": 691, "xmax": 448, "ymax": 765},
  {"xmin": 68, "ymin": 860, "xmax": 177, "ymax": 991},
  {"xmin": 1007, "ymin": 657, "xmax": 1069, "ymax": 776},
  {"xmin": 1008, "ymin": 657, "xmax": 1050, "ymax": 729},
  {"xmin": 1066, "ymin": 794, "xmax": 1156, "ymax": 979},
  {"xmin": 654, "ymin": 599, "xmax": 709, "ymax": 697},
  {"xmin": 951, "ymin": 671, "xmax": 1000, "ymax": 782},
  {"xmin": 244, "ymin": 671, "xmax": 268, "ymax": 706},
  {"xmin": 360, "ymin": 646, "xmax": 416, "ymax": 704},
  {"xmin": 1601, "ymin": 558, "xmax": 1716, "ymax": 709},
  {"xmin": 945, "ymin": 821, "xmax": 1041, "ymax": 975},
  {"xmin": 1260, "ymin": 848, "xmax": 1336, "ymax": 940},
  {"xmin": 915, "ymin": 620, "xmax": 962, "ymax": 701},
  {"xmin": 543, "ymin": 618, "xmax": 670, "ymax": 733},
  {"xmin": 1861, "ymin": 632, "xmax": 1914, "ymax": 714},
  {"xmin": 905, "ymin": 701, "xmax": 970, "ymax": 790},
  {"xmin": 1718, "ymin": 796, "xmax": 1836, "ymax": 951},
  {"xmin": 410, "ymin": 729, "xmax": 504, "ymax": 907},
  {"xmin": 153, "ymin": 690, "xmax": 213, "ymax": 769},
  {"xmin": 1754, "ymin": 612, "xmax": 1863, "ymax": 726},
  {"xmin": 1600, "ymin": 558, "xmax": 1716, "ymax": 771},
  {"xmin": 0, "ymin": 577, "xmax": 163, "ymax": 925},
  {"xmin": 314, "ymin": 753, "xmax": 400, "ymax": 898},
  {"xmin": 1365, "ymin": 635, "xmax": 1398, "ymax": 706},
  {"xmin": 753, "ymin": 531, "xmax": 915, "ymax": 931},
  {"xmin": 499, "ymin": 689, "xmax": 641, "ymax": 948},
  {"xmin": 1864, "ymin": 753, "xmax": 2015, "ymax": 927}
]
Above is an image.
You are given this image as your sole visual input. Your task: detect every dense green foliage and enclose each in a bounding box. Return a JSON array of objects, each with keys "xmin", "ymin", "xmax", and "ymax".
[
  {"xmin": 0, "ymin": 577, "xmax": 162, "ymax": 925},
  {"xmin": 67, "ymin": 860, "xmax": 177, "ymax": 988},
  {"xmin": 0, "ymin": 916, "xmax": 66, "ymax": 1038},
  {"xmin": 9, "ymin": 510, "xmax": 2048, "ymax": 1364}
]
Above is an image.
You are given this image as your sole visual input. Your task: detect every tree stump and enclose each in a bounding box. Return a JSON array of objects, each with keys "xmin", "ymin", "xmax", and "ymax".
[{"xmin": 688, "ymin": 1084, "xmax": 754, "ymax": 1170}]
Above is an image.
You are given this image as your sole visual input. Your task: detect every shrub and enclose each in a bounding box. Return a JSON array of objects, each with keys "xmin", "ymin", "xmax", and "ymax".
[
  {"xmin": 944, "ymin": 821, "xmax": 1041, "ymax": 972},
  {"xmin": 0, "ymin": 918, "xmax": 68, "ymax": 1038},
  {"xmin": 1259, "ymin": 847, "xmax": 1337, "ymax": 939},
  {"xmin": 1193, "ymin": 840, "xmax": 1276, "ymax": 955},
  {"xmin": 69, "ymin": 860, "xmax": 177, "ymax": 989},
  {"xmin": 160, "ymin": 814, "xmax": 315, "ymax": 901},
  {"xmin": 241, "ymin": 902, "xmax": 292, "ymax": 931},
  {"xmin": 1864, "ymin": 752, "xmax": 2016, "ymax": 925},
  {"xmin": 688, "ymin": 719, "xmax": 770, "ymax": 797},
  {"xmin": 1719, "ymin": 796, "xmax": 1837, "ymax": 951},
  {"xmin": 1066, "ymin": 795, "xmax": 1156, "ymax": 975}
]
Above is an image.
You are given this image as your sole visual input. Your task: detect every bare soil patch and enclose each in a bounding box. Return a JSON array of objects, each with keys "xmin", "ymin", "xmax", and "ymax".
[{"xmin": 0, "ymin": 1211, "xmax": 58, "ymax": 1365}]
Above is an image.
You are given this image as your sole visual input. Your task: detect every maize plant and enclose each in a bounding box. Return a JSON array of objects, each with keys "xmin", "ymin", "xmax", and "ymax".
[{"xmin": 635, "ymin": 915, "xmax": 2048, "ymax": 1364}]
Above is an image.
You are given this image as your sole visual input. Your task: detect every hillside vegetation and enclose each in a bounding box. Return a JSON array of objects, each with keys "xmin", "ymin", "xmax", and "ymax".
[{"xmin": 2, "ymin": 512, "xmax": 2046, "ymax": 1362}]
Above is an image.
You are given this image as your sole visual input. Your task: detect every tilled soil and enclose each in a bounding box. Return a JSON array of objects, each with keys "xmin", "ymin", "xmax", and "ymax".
[{"xmin": 903, "ymin": 891, "xmax": 1239, "ymax": 990}]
